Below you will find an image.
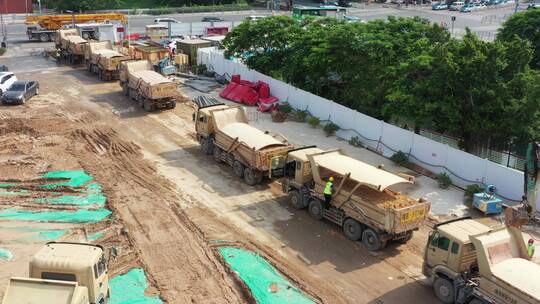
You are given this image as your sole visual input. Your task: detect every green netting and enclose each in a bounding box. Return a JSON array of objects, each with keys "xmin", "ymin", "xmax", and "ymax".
[
  {"xmin": 0, "ymin": 248, "xmax": 13, "ymax": 261},
  {"xmin": 35, "ymin": 193, "xmax": 107, "ymax": 206},
  {"xmin": 40, "ymin": 170, "xmax": 94, "ymax": 189},
  {"xmin": 0, "ymin": 190, "xmax": 29, "ymax": 196},
  {"xmin": 87, "ymin": 231, "xmax": 105, "ymax": 242},
  {"xmin": 219, "ymin": 247, "xmax": 314, "ymax": 304},
  {"xmin": 0, "ymin": 183, "xmax": 16, "ymax": 188},
  {"xmin": 109, "ymin": 268, "xmax": 162, "ymax": 304},
  {"xmin": 0, "ymin": 208, "xmax": 111, "ymax": 223},
  {"xmin": 20, "ymin": 229, "xmax": 67, "ymax": 242}
]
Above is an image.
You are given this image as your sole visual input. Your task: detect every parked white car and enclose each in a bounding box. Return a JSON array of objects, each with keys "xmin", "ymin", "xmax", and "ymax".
[
  {"xmin": 0, "ymin": 72, "xmax": 17, "ymax": 94},
  {"xmin": 154, "ymin": 18, "xmax": 181, "ymax": 24}
]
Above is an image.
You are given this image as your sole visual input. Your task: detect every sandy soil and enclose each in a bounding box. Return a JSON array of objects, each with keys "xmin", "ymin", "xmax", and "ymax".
[{"xmin": 0, "ymin": 45, "xmax": 440, "ymax": 303}]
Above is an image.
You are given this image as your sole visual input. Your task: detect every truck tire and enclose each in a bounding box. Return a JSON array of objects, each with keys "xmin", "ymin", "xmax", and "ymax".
[
  {"xmin": 82, "ymin": 32, "xmax": 91, "ymax": 40},
  {"xmin": 244, "ymin": 168, "xmax": 262, "ymax": 186},
  {"xmin": 469, "ymin": 299, "xmax": 485, "ymax": 304},
  {"xmin": 169, "ymin": 100, "xmax": 177, "ymax": 109},
  {"xmin": 399, "ymin": 231, "xmax": 413, "ymax": 244},
  {"xmin": 201, "ymin": 139, "xmax": 213, "ymax": 155},
  {"xmin": 433, "ymin": 277, "xmax": 455, "ymax": 304},
  {"xmin": 143, "ymin": 99, "xmax": 154, "ymax": 112},
  {"xmin": 39, "ymin": 33, "xmax": 49, "ymax": 42},
  {"xmin": 122, "ymin": 83, "xmax": 128, "ymax": 96},
  {"xmin": 308, "ymin": 199, "xmax": 324, "ymax": 220},
  {"xmin": 213, "ymin": 147, "xmax": 222, "ymax": 162},
  {"xmin": 288, "ymin": 190, "xmax": 304, "ymax": 209},
  {"xmin": 233, "ymin": 160, "xmax": 244, "ymax": 177},
  {"xmin": 362, "ymin": 228, "xmax": 383, "ymax": 251},
  {"xmin": 343, "ymin": 218, "xmax": 363, "ymax": 241}
]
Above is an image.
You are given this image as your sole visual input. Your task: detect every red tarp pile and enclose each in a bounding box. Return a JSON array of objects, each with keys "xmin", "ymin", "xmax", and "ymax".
[{"xmin": 219, "ymin": 74, "xmax": 279, "ymax": 112}]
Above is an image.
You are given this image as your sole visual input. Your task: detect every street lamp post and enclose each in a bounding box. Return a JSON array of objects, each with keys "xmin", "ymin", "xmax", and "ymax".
[
  {"xmin": 38, "ymin": 0, "xmax": 42, "ymax": 15},
  {"xmin": 451, "ymin": 16, "xmax": 456, "ymax": 34}
]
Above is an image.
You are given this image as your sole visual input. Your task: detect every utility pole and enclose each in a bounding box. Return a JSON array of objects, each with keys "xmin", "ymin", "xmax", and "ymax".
[
  {"xmin": 514, "ymin": 0, "xmax": 519, "ymax": 13},
  {"xmin": 38, "ymin": 0, "xmax": 42, "ymax": 15},
  {"xmin": 451, "ymin": 16, "xmax": 456, "ymax": 34}
]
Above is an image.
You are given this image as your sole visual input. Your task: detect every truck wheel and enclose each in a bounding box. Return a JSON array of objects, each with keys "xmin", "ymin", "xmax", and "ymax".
[
  {"xmin": 288, "ymin": 190, "xmax": 304, "ymax": 209},
  {"xmin": 399, "ymin": 231, "xmax": 413, "ymax": 244},
  {"xmin": 343, "ymin": 218, "xmax": 363, "ymax": 241},
  {"xmin": 39, "ymin": 33, "xmax": 49, "ymax": 42},
  {"xmin": 433, "ymin": 277, "xmax": 455, "ymax": 304},
  {"xmin": 469, "ymin": 299, "xmax": 485, "ymax": 304},
  {"xmin": 308, "ymin": 199, "xmax": 324, "ymax": 220},
  {"xmin": 201, "ymin": 139, "xmax": 213, "ymax": 155},
  {"xmin": 122, "ymin": 83, "xmax": 128, "ymax": 96},
  {"xmin": 300, "ymin": 189, "xmax": 310, "ymax": 208},
  {"xmin": 244, "ymin": 168, "xmax": 262, "ymax": 186},
  {"xmin": 233, "ymin": 160, "xmax": 244, "ymax": 177},
  {"xmin": 82, "ymin": 32, "xmax": 91, "ymax": 40},
  {"xmin": 362, "ymin": 228, "xmax": 382, "ymax": 251},
  {"xmin": 213, "ymin": 147, "xmax": 222, "ymax": 162}
]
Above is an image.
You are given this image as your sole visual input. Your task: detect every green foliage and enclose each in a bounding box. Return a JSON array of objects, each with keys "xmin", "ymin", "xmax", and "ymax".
[
  {"xmin": 437, "ymin": 172, "xmax": 452, "ymax": 189},
  {"xmin": 307, "ymin": 116, "xmax": 320, "ymax": 128},
  {"xmin": 349, "ymin": 136, "xmax": 363, "ymax": 147},
  {"xmin": 323, "ymin": 122, "xmax": 340, "ymax": 136},
  {"xmin": 0, "ymin": 48, "xmax": 5, "ymax": 56},
  {"xmin": 279, "ymin": 104, "xmax": 293, "ymax": 113},
  {"xmin": 465, "ymin": 184, "xmax": 484, "ymax": 199},
  {"xmin": 224, "ymin": 16, "xmax": 540, "ymax": 153},
  {"xmin": 390, "ymin": 151, "xmax": 409, "ymax": 165},
  {"xmin": 40, "ymin": 0, "xmax": 244, "ymax": 10},
  {"xmin": 294, "ymin": 110, "xmax": 308, "ymax": 122},
  {"xmin": 498, "ymin": 9, "xmax": 540, "ymax": 69}
]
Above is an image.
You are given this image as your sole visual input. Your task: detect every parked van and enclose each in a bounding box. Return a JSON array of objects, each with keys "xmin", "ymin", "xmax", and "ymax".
[{"xmin": 449, "ymin": 1, "xmax": 465, "ymax": 10}]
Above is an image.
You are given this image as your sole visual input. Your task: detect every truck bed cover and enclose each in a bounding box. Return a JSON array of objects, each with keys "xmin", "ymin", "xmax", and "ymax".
[
  {"xmin": 220, "ymin": 122, "xmax": 286, "ymax": 150},
  {"xmin": 312, "ymin": 151, "xmax": 411, "ymax": 191},
  {"xmin": 491, "ymin": 258, "xmax": 540, "ymax": 300},
  {"xmin": 94, "ymin": 49, "xmax": 123, "ymax": 58},
  {"xmin": 66, "ymin": 36, "xmax": 87, "ymax": 45},
  {"xmin": 131, "ymin": 70, "xmax": 171, "ymax": 85}
]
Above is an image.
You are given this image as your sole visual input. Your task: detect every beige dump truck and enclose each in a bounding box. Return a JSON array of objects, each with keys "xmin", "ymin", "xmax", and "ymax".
[
  {"xmin": 423, "ymin": 218, "xmax": 540, "ymax": 304},
  {"xmin": 85, "ymin": 41, "xmax": 130, "ymax": 81},
  {"xmin": 2, "ymin": 242, "xmax": 109, "ymax": 304},
  {"xmin": 280, "ymin": 147, "xmax": 430, "ymax": 251},
  {"xmin": 119, "ymin": 60, "xmax": 178, "ymax": 111},
  {"xmin": 194, "ymin": 104, "xmax": 294, "ymax": 185},
  {"xmin": 55, "ymin": 29, "xmax": 87, "ymax": 65}
]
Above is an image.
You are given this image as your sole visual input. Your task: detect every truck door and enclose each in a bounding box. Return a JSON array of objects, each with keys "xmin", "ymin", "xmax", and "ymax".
[
  {"xmin": 426, "ymin": 231, "xmax": 451, "ymax": 268},
  {"xmin": 269, "ymin": 155, "xmax": 286, "ymax": 178},
  {"xmin": 195, "ymin": 112, "xmax": 208, "ymax": 135}
]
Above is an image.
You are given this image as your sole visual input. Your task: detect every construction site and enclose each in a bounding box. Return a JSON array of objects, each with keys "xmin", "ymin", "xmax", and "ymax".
[{"xmin": 0, "ymin": 9, "xmax": 539, "ymax": 304}]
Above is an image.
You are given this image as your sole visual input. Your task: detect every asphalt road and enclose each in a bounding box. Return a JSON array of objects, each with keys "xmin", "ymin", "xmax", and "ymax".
[{"xmin": 3, "ymin": 3, "xmax": 516, "ymax": 42}]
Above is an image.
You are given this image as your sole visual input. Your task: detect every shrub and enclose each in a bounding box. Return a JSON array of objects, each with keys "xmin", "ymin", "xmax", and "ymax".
[
  {"xmin": 279, "ymin": 104, "xmax": 293, "ymax": 113},
  {"xmin": 390, "ymin": 151, "xmax": 409, "ymax": 165},
  {"xmin": 349, "ymin": 136, "xmax": 363, "ymax": 147},
  {"xmin": 437, "ymin": 172, "xmax": 452, "ymax": 189},
  {"xmin": 0, "ymin": 48, "xmax": 6, "ymax": 56},
  {"xmin": 323, "ymin": 122, "xmax": 340, "ymax": 136},
  {"xmin": 307, "ymin": 116, "xmax": 320, "ymax": 128},
  {"xmin": 465, "ymin": 184, "xmax": 484, "ymax": 197},
  {"xmin": 294, "ymin": 110, "xmax": 308, "ymax": 122}
]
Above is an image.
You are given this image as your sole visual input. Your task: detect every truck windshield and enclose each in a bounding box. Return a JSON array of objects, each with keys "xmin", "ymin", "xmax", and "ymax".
[{"xmin": 42, "ymin": 272, "xmax": 76, "ymax": 282}]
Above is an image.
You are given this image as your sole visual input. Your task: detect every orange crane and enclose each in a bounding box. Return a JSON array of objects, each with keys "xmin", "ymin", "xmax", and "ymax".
[{"xmin": 25, "ymin": 13, "xmax": 127, "ymax": 42}]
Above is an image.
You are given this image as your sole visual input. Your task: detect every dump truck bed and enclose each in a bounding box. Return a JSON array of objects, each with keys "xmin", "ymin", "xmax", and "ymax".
[
  {"xmin": 309, "ymin": 150, "xmax": 429, "ymax": 234},
  {"xmin": 489, "ymin": 258, "xmax": 540, "ymax": 301},
  {"xmin": 2, "ymin": 277, "xmax": 88, "ymax": 304},
  {"xmin": 128, "ymin": 70, "xmax": 177, "ymax": 100},
  {"xmin": 214, "ymin": 122, "xmax": 292, "ymax": 172}
]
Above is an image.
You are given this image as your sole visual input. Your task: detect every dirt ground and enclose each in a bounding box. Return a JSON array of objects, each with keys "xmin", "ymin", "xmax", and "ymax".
[{"xmin": 0, "ymin": 43, "xmax": 439, "ymax": 303}]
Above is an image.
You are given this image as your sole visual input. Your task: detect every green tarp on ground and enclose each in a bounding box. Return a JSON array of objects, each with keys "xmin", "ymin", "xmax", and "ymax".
[
  {"xmin": 0, "ymin": 248, "xmax": 13, "ymax": 261},
  {"xmin": 40, "ymin": 170, "xmax": 94, "ymax": 189},
  {"xmin": 87, "ymin": 231, "xmax": 105, "ymax": 242},
  {"xmin": 35, "ymin": 193, "xmax": 107, "ymax": 206},
  {"xmin": 0, "ymin": 208, "xmax": 111, "ymax": 223},
  {"xmin": 109, "ymin": 268, "xmax": 162, "ymax": 304},
  {"xmin": 219, "ymin": 247, "xmax": 314, "ymax": 304}
]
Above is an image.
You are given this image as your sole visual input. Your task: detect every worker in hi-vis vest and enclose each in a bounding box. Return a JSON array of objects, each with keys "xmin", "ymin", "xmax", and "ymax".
[
  {"xmin": 323, "ymin": 176, "xmax": 334, "ymax": 209},
  {"xmin": 528, "ymin": 239, "xmax": 536, "ymax": 258}
]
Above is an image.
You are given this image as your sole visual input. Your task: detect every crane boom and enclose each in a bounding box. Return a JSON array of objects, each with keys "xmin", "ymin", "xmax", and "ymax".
[{"xmin": 25, "ymin": 13, "xmax": 127, "ymax": 30}]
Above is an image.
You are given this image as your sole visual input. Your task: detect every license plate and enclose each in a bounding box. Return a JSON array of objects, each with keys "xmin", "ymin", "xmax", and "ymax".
[{"xmin": 400, "ymin": 208, "xmax": 426, "ymax": 224}]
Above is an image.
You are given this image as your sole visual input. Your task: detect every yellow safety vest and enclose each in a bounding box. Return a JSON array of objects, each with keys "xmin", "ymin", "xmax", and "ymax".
[
  {"xmin": 324, "ymin": 181, "xmax": 333, "ymax": 195},
  {"xmin": 528, "ymin": 244, "xmax": 535, "ymax": 258}
]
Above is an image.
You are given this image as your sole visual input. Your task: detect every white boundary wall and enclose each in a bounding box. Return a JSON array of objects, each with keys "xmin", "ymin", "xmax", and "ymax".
[{"xmin": 198, "ymin": 47, "xmax": 529, "ymax": 205}]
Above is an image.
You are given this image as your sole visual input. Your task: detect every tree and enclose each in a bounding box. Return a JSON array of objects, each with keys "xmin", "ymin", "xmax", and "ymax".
[
  {"xmin": 498, "ymin": 9, "xmax": 540, "ymax": 69},
  {"xmin": 222, "ymin": 16, "xmax": 301, "ymax": 77}
]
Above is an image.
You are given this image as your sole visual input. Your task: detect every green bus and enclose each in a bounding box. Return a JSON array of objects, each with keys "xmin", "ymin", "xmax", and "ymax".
[{"xmin": 292, "ymin": 5, "xmax": 347, "ymax": 20}]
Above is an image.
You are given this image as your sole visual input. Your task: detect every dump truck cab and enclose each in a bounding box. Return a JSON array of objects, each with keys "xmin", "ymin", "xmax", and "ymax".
[
  {"xmin": 29, "ymin": 242, "xmax": 109, "ymax": 304},
  {"xmin": 423, "ymin": 218, "xmax": 492, "ymax": 303},
  {"xmin": 194, "ymin": 104, "xmax": 237, "ymax": 139},
  {"xmin": 423, "ymin": 218, "xmax": 540, "ymax": 304}
]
